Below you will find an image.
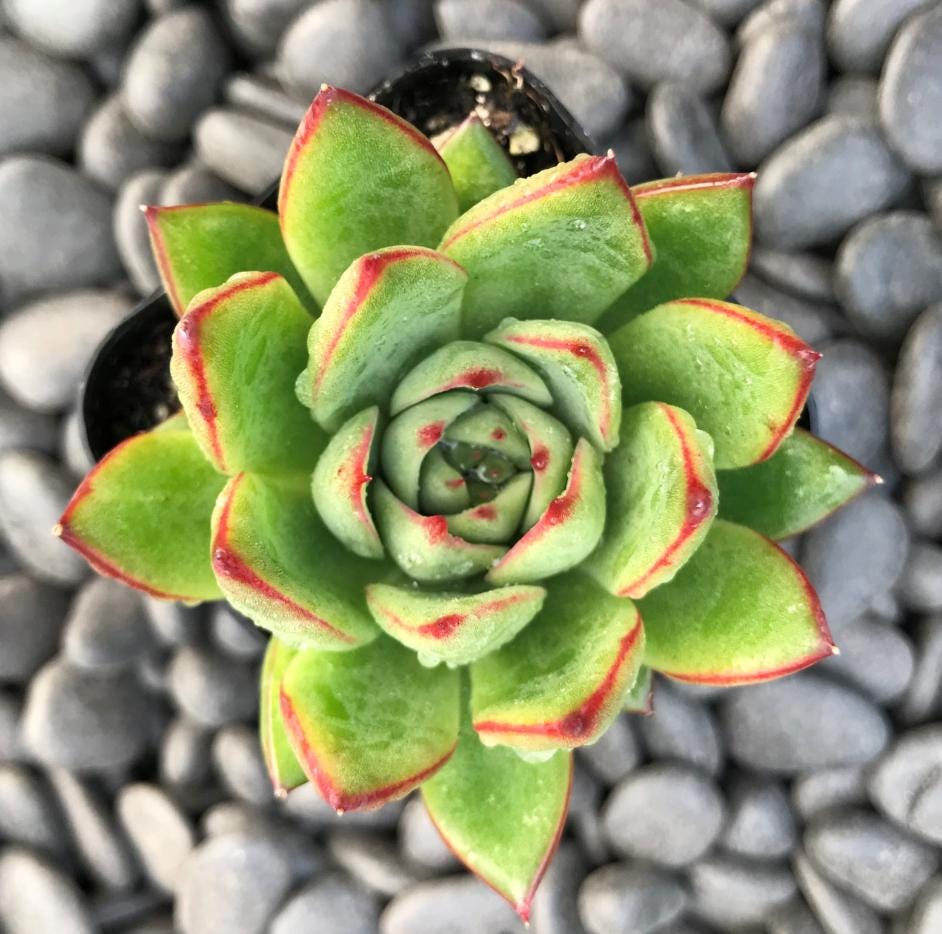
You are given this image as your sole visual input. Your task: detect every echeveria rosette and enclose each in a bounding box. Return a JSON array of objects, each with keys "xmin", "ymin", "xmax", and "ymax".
[{"xmin": 54, "ymin": 85, "xmax": 880, "ymax": 919}]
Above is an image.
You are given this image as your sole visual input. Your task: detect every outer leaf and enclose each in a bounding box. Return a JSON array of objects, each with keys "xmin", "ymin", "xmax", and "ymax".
[
  {"xmin": 56, "ymin": 424, "xmax": 225, "ymax": 602},
  {"xmin": 260, "ymin": 636, "xmax": 307, "ymax": 796},
  {"xmin": 623, "ymin": 665, "xmax": 653, "ymax": 715},
  {"xmin": 718, "ymin": 428, "xmax": 879, "ymax": 539},
  {"xmin": 303, "ymin": 246, "xmax": 467, "ymax": 432},
  {"xmin": 590, "ymin": 402, "xmax": 717, "ymax": 599},
  {"xmin": 639, "ymin": 518, "xmax": 836, "ymax": 684},
  {"xmin": 279, "ymin": 86, "xmax": 459, "ymax": 305},
  {"xmin": 438, "ymin": 113, "xmax": 518, "ymax": 212},
  {"xmin": 487, "ymin": 439, "xmax": 605, "ymax": 585},
  {"xmin": 422, "ymin": 705, "xmax": 571, "ymax": 922},
  {"xmin": 485, "ymin": 318, "xmax": 622, "ymax": 451},
  {"xmin": 440, "ymin": 154, "xmax": 653, "ymax": 337},
  {"xmin": 211, "ymin": 473, "xmax": 378, "ymax": 649},
  {"xmin": 610, "ymin": 298, "xmax": 820, "ymax": 469},
  {"xmin": 365, "ymin": 583, "xmax": 546, "ymax": 667},
  {"xmin": 145, "ymin": 203, "xmax": 312, "ymax": 317},
  {"xmin": 601, "ymin": 173, "xmax": 755, "ymax": 325},
  {"xmin": 311, "ymin": 407, "xmax": 383, "ymax": 559},
  {"xmin": 280, "ymin": 635, "xmax": 460, "ymax": 811},
  {"xmin": 446, "ymin": 474, "xmax": 532, "ymax": 544},
  {"xmin": 171, "ymin": 272, "xmax": 323, "ymax": 475},
  {"xmin": 471, "ymin": 572, "xmax": 645, "ymax": 750}
]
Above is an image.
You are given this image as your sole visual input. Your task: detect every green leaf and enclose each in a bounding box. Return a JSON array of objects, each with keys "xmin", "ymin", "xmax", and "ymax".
[
  {"xmin": 366, "ymin": 583, "xmax": 546, "ymax": 667},
  {"xmin": 303, "ymin": 246, "xmax": 467, "ymax": 432},
  {"xmin": 639, "ymin": 518, "xmax": 836, "ymax": 684},
  {"xmin": 145, "ymin": 203, "xmax": 313, "ymax": 317},
  {"xmin": 372, "ymin": 480, "xmax": 506, "ymax": 583},
  {"xmin": 390, "ymin": 340, "xmax": 552, "ymax": 415},
  {"xmin": 471, "ymin": 571, "xmax": 644, "ymax": 751},
  {"xmin": 440, "ymin": 154, "xmax": 653, "ymax": 337},
  {"xmin": 610, "ymin": 298, "xmax": 820, "ymax": 469},
  {"xmin": 485, "ymin": 318, "xmax": 622, "ymax": 451},
  {"xmin": 260, "ymin": 636, "xmax": 307, "ymax": 795},
  {"xmin": 718, "ymin": 429, "xmax": 879, "ymax": 539},
  {"xmin": 420, "ymin": 448, "xmax": 471, "ymax": 514},
  {"xmin": 590, "ymin": 402, "xmax": 717, "ymax": 599},
  {"xmin": 445, "ymin": 405, "xmax": 532, "ymax": 469},
  {"xmin": 279, "ymin": 86, "xmax": 459, "ymax": 305},
  {"xmin": 446, "ymin": 474, "xmax": 532, "ymax": 544},
  {"xmin": 311, "ymin": 407, "xmax": 383, "ymax": 559},
  {"xmin": 487, "ymin": 439, "xmax": 605, "ymax": 585},
  {"xmin": 623, "ymin": 665, "xmax": 653, "ymax": 715},
  {"xmin": 600, "ymin": 173, "xmax": 755, "ymax": 326},
  {"xmin": 437, "ymin": 114, "xmax": 518, "ymax": 213},
  {"xmin": 170, "ymin": 272, "xmax": 323, "ymax": 475},
  {"xmin": 280, "ymin": 635, "xmax": 460, "ymax": 811},
  {"xmin": 56, "ymin": 422, "xmax": 225, "ymax": 602},
  {"xmin": 422, "ymin": 704, "xmax": 571, "ymax": 922},
  {"xmin": 211, "ymin": 472, "xmax": 378, "ymax": 649}
]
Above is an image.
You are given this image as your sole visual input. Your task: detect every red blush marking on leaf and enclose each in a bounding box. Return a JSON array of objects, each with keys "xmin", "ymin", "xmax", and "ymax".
[
  {"xmin": 431, "ymin": 367, "xmax": 528, "ymax": 398},
  {"xmin": 280, "ymin": 688, "xmax": 455, "ymax": 812},
  {"xmin": 445, "ymin": 477, "xmax": 466, "ymax": 490},
  {"xmin": 344, "ymin": 420, "xmax": 379, "ymax": 542},
  {"xmin": 530, "ymin": 447, "xmax": 549, "ymax": 472},
  {"xmin": 491, "ymin": 428, "xmax": 506, "ymax": 441},
  {"xmin": 617, "ymin": 403, "xmax": 715, "ymax": 598},
  {"xmin": 417, "ymin": 614, "xmax": 465, "ymax": 639},
  {"xmin": 418, "ymin": 421, "xmax": 445, "ymax": 448},
  {"xmin": 142, "ymin": 205, "xmax": 184, "ymax": 315},
  {"xmin": 472, "ymin": 505, "xmax": 498, "ymax": 521},
  {"xmin": 632, "ymin": 171, "xmax": 756, "ymax": 199}
]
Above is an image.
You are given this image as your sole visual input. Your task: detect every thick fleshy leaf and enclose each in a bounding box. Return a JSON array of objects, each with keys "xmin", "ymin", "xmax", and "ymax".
[
  {"xmin": 611, "ymin": 299, "xmax": 820, "ymax": 469},
  {"xmin": 440, "ymin": 153, "xmax": 653, "ymax": 337},
  {"xmin": 445, "ymin": 405, "xmax": 531, "ymax": 469},
  {"xmin": 639, "ymin": 518, "xmax": 836, "ymax": 684},
  {"xmin": 601, "ymin": 173, "xmax": 755, "ymax": 325},
  {"xmin": 372, "ymin": 480, "xmax": 505, "ymax": 582},
  {"xmin": 446, "ymin": 474, "xmax": 532, "ymax": 544},
  {"xmin": 590, "ymin": 402, "xmax": 717, "ymax": 599},
  {"xmin": 437, "ymin": 113, "xmax": 519, "ymax": 212},
  {"xmin": 420, "ymin": 448, "xmax": 471, "ymax": 514},
  {"xmin": 279, "ymin": 86, "xmax": 459, "ymax": 305},
  {"xmin": 260, "ymin": 636, "xmax": 307, "ymax": 796},
  {"xmin": 485, "ymin": 318, "xmax": 622, "ymax": 451},
  {"xmin": 718, "ymin": 428, "xmax": 879, "ymax": 539},
  {"xmin": 487, "ymin": 439, "xmax": 605, "ymax": 585},
  {"xmin": 471, "ymin": 572, "xmax": 645, "ymax": 750},
  {"xmin": 170, "ymin": 272, "xmax": 322, "ymax": 475},
  {"xmin": 145, "ymin": 203, "xmax": 312, "ymax": 317},
  {"xmin": 422, "ymin": 705, "xmax": 571, "ymax": 922},
  {"xmin": 311, "ymin": 407, "xmax": 383, "ymax": 559},
  {"xmin": 303, "ymin": 246, "xmax": 466, "ymax": 432},
  {"xmin": 56, "ymin": 424, "xmax": 225, "ymax": 602},
  {"xmin": 365, "ymin": 583, "xmax": 546, "ymax": 667},
  {"xmin": 390, "ymin": 341, "xmax": 552, "ymax": 415},
  {"xmin": 623, "ymin": 665, "xmax": 653, "ymax": 715},
  {"xmin": 381, "ymin": 392, "xmax": 478, "ymax": 510},
  {"xmin": 489, "ymin": 395, "xmax": 573, "ymax": 530},
  {"xmin": 280, "ymin": 635, "xmax": 460, "ymax": 811},
  {"xmin": 211, "ymin": 473, "xmax": 378, "ymax": 649}
]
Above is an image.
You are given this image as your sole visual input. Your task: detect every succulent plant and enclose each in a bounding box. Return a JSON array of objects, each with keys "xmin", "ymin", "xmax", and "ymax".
[{"xmin": 57, "ymin": 86, "xmax": 877, "ymax": 918}]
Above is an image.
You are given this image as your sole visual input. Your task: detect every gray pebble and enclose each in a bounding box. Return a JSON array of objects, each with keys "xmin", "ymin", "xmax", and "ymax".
[
  {"xmin": 0, "ymin": 691, "xmax": 24, "ymax": 762},
  {"xmin": 904, "ymin": 469, "xmax": 942, "ymax": 538},
  {"xmin": 328, "ymin": 827, "xmax": 426, "ymax": 897},
  {"xmin": 159, "ymin": 716, "xmax": 212, "ymax": 789},
  {"xmin": 689, "ymin": 857, "xmax": 796, "ymax": 928},
  {"xmin": 898, "ymin": 617, "xmax": 942, "ymax": 725},
  {"xmin": 167, "ymin": 646, "xmax": 257, "ymax": 728},
  {"xmin": 0, "ymin": 449, "xmax": 90, "ymax": 585},
  {"xmin": 691, "ymin": 0, "xmax": 762, "ymax": 26},
  {"xmin": 23, "ymin": 657, "xmax": 152, "ymax": 770},
  {"xmin": 578, "ymin": 864, "xmax": 688, "ymax": 934},
  {"xmin": 0, "ymin": 574, "xmax": 69, "ymax": 683},
  {"xmin": 280, "ymin": 780, "xmax": 404, "ymax": 831},
  {"xmin": 63, "ymin": 576, "xmax": 153, "ymax": 670},
  {"xmin": 271, "ymin": 870, "xmax": 379, "ymax": 934},
  {"xmin": 579, "ymin": 0, "xmax": 731, "ymax": 92},
  {"xmin": 0, "ymin": 36, "xmax": 96, "ymax": 158},
  {"xmin": 721, "ymin": 775, "xmax": 797, "ymax": 860},
  {"xmin": 0, "ymin": 848, "xmax": 95, "ymax": 934},
  {"xmin": 767, "ymin": 898, "xmax": 827, "ymax": 934},
  {"xmin": 144, "ymin": 597, "xmax": 202, "ymax": 647},
  {"xmin": 610, "ymin": 117, "xmax": 659, "ymax": 184},
  {"xmin": 524, "ymin": 0, "xmax": 582, "ymax": 31},
  {"xmin": 577, "ymin": 713, "xmax": 641, "ymax": 785},
  {"xmin": 792, "ymin": 765, "xmax": 868, "ymax": 821},
  {"xmin": 750, "ymin": 247, "xmax": 835, "ymax": 303},
  {"xmin": 754, "ymin": 114, "xmax": 911, "ymax": 250},
  {"xmin": 201, "ymin": 801, "xmax": 268, "ymax": 838},
  {"xmin": 398, "ymin": 796, "xmax": 459, "ymax": 872},
  {"xmin": 114, "ymin": 169, "xmax": 166, "ymax": 296},
  {"xmin": 4, "ymin": 0, "xmax": 140, "ymax": 57},
  {"xmin": 721, "ymin": 673, "xmax": 890, "ymax": 773},
  {"xmin": 901, "ymin": 542, "xmax": 942, "ymax": 612},
  {"xmin": 175, "ymin": 830, "xmax": 295, "ymax": 934},
  {"xmin": 568, "ymin": 765, "xmax": 610, "ymax": 864},
  {"xmin": 646, "ymin": 82, "xmax": 731, "ymax": 176},
  {"xmin": 211, "ymin": 723, "xmax": 273, "ymax": 806},
  {"xmin": 927, "ymin": 176, "xmax": 942, "ymax": 231},
  {"xmin": 911, "ymin": 877, "xmax": 942, "ymax": 934},
  {"xmin": 194, "ymin": 108, "xmax": 292, "ymax": 195},
  {"xmin": 722, "ymin": 19, "xmax": 825, "ymax": 166},
  {"xmin": 222, "ymin": 0, "xmax": 308, "ymax": 57},
  {"xmin": 0, "ymin": 156, "xmax": 121, "ymax": 308},
  {"xmin": 124, "ymin": 7, "xmax": 233, "ymax": 142},
  {"xmin": 530, "ymin": 841, "xmax": 587, "ymax": 934},
  {"xmin": 0, "ymin": 389, "xmax": 58, "ymax": 456},
  {"xmin": 0, "ymin": 289, "xmax": 132, "ymax": 413},
  {"xmin": 828, "ymin": 0, "xmax": 932, "ymax": 73},
  {"xmin": 793, "ymin": 848, "xmax": 883, "ymax": 934},
  {"xmin": 436, "ymin": 0, "xmax": 546, "ymax": 40},
  {"xmin": 826, "ymin": 75, "xmax": 879, "ymax": 117},
  {"xmin": 210, "ymin": 605, "xmax": 266, "ymax": 661},
  {"xmin": 160, "ymin": 161, "xmax": 243, "ymax": 206},
  {"xmin": 822, "ymin": 615, "xmax": 914, "ymax": 703},
  {"xmin": 892, "ymin": 303, "xmax": 942, "ymax": 474},
  {"xmin": 835, "ymin": 212, "xmax": 942, "ymax": 340},
  {"xmin": 278, "ymin": 0, "xmax": 401, "ymax": 96},
  {"xmin": 878, "ymin": 4, "xmax": 942, "ymax": 175},
  {"xmin": 59, "ymin": 407, "xmax": 95, "ymax": 478},
  {"xmin": 737, "ymin": 0, "xmax": 826, "ymax": 45},
  {"xmin": 0, "ymin": 764, "xmax": 67, "ymax": 856},
  {"xmin": 224, "ymin": 72, "xmax": 308, "ymax": 129},
  {"xmin": 602, "ymin": 763, "xmax": 724, "ymax": 867},
  {"xmin": 733, "ymin": 272, "xmax": 841, "ymax": 344},
  {"xmin": 806, "ymin": 808, "xmax": 937, "ymax": 911}
]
